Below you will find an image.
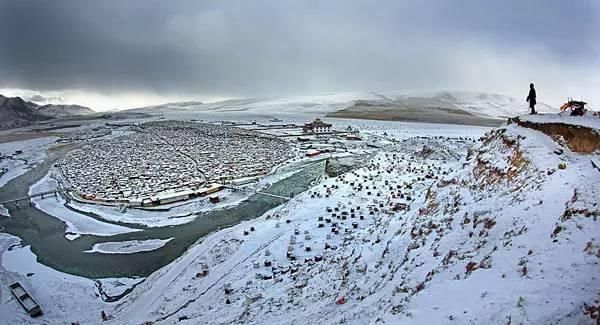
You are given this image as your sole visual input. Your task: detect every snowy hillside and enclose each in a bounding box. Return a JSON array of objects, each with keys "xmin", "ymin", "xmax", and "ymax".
[
  {"xmin": 325, "ymin": 91, "xmax": 556, "ymax": 126},
  {"xmin": 35, "ymin": 104, "xmax": 94, "ymax": 117},
  {"xmin": 93, "ymin": 113, "xmax": 597, "ymax": 324},
  {"xmin": 130, "ymin": 91, "xmax": 555, "ymax": 121},
  {"xmin": 130, "ymin": 92, "xmax": 383, "ymax": 115},
  {"xmin": 430, "ymin": 91, "xmax": 555, "ymax": 118}
]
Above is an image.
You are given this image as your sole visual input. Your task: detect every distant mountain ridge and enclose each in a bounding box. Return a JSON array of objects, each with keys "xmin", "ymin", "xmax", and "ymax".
[
  {"xmin": 126, "ymin": 91, "xmax": 555, "ymax": 125},
  {"xmin": 128, "ymin": 100, "xmax": 204, "ymax": 112},
  {"xmin": 35, "ymin": 104, "xmax": 94, "ymax": 117},
  {"xmin": 0, "ymin": 94, "xmax": 94, "ymax": 131},
  {"xmin": 0, "ymin": 94, "xmax": 50, "ymax": 130}
]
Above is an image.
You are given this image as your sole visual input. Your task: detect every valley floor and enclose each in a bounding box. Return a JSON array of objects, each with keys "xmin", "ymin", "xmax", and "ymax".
[
  {"xmin": 1, "ymin": 112, "xmax": 599, "ymax": 324},
  {"xmin": 326, "ymin": 104, "xmax": 504, "ymax": 127}
]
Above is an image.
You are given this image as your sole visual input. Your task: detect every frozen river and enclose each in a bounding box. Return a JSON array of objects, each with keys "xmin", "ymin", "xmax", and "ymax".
[{"xmin": 0, "ymin": 145, "xmax": 325, "ymax": 278}]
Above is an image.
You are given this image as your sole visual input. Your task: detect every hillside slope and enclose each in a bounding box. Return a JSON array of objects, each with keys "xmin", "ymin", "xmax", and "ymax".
[
  {"xmin": 326, "ymin": 91, "xmax": 555, "ymax": 126},
  {"xmin": 127, "ymin": 92, "xmax": 380, "ymax": 115},
  {"xmin": 383, "ymin": 113, "xmax": 599, "ymax": 324},
  {"xmin": 128, "ymin": 91, "xmax": 555, "ymax": 126},
  {"xmin": 0, "ymin": 95, "xmax": 51, "ymax": 130},
  {"xmin": 35, "ymin": 104, "xmax": 94, "ymax": 117},
  {"xmin": 431, "ymin": 91, "xmax": 555, "ymax": 118},
  {"xmin": 106, "ymin": 112, "xmax": 598, "ymax": 325}
]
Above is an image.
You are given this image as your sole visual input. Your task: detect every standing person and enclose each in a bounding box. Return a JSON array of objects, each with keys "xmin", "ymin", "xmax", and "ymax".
[{"xmin": 526, "ymin": 83, "xmax": 537, "ymax": 114}]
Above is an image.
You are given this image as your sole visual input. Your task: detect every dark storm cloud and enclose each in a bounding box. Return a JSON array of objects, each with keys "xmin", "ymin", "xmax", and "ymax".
[{"xmin": 0, "ymin": 0, "xmax": 598, "ymax": 100}]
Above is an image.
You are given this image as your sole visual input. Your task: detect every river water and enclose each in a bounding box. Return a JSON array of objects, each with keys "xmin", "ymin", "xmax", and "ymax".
[{"xmin": 0, "ymin": 146, "xmax": 325, "ymax": 278}]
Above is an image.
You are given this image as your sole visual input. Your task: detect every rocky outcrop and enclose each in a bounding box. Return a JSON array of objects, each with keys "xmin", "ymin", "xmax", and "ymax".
[
  {"xmin": 0, "ymin": 94, "xmax": 96, "ymax": 130},
  {"xmin": 509, "ymin": 115, "xmax": 600, "ymax": 153},
  {"xmin": 0, "ymin": 95, "xmax": 51, "ymax": 130}
]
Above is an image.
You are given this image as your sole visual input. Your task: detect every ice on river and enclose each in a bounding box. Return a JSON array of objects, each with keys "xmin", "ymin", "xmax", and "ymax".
[
  {"xmin": 0, "ymin": 233, "xmax": 141, "ymax": 324},
  {"xmin": 0, "ymin": 204, "xmax": 8, "ymax": 217},
  {"xmin": 85, "ymin": 238, "xmax": 173, "ymax": 254}
]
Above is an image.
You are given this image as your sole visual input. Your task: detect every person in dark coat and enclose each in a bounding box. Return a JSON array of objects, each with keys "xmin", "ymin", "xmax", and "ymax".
[{"xmin": 526, "ymin": 83, "xmax": 537, "ymax": 114}]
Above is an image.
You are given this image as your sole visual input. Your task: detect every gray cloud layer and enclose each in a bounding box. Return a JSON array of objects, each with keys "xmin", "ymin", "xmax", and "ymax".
[{"xmin": 0, "ymin": 0, "xmax": 598, "ymax": 105}]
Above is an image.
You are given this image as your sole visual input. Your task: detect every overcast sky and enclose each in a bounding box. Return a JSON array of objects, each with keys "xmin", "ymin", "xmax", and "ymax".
[{"xmin": 0, "ymin": 0, "xmax": 598, "ymax": 110}]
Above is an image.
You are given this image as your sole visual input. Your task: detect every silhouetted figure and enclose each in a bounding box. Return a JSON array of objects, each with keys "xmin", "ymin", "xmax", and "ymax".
[{"xmin": 526, "ymin": 83, "xmax": 537, "ymax": 114}]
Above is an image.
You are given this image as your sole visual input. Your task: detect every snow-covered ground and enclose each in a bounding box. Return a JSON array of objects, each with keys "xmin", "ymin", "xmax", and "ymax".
[
  {"xmin": 103, "ymin": 137, "xmax": 477, "ymax": 324},
  {"xmin": 62, "ymin": 189, "xmax": 244, "ymax": 228},
  {"xmin": 45, "ymin": 158, "xmax": 318, "ymax": 228},
  {"xmin": 0, "ymin": 137, "xmax": 57, "ymax": 187},
  {"xmin": 29, "ymin": 172, "xmax": 139, "ymax": 237},
  {"xmin": 85, "ymin": 238, "xmax": 173, "ymax": 254},
  {"xmin": 51, "ymin": 154, "xmax": 331, "ymax": 229},
  {"xmin": 66, "ymin": 202, "xmax": 200, "ymax": 228},
  {"xmin": 518, "ymin": 110, "xmax": 600, "ymax": 129},
  {"xmin": 101, "ymin": 114, "xmax": 596, "ymax": 324},
  {"xmin": 0, "ymin": 234, "xmax": 137, "ymax": 324},
  {"xmin": 425, "ymin": 90, "xmax": 555, "ymax": 118},
  {"xmin": 327, "ymin": 117, "xmax": 491, "ymax": 139},
  {"xmin": 1, "ymin": 104, "xmax": 599, "ymax": 324}
]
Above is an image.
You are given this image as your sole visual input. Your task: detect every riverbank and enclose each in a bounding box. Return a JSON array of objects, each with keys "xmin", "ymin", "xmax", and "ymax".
[{"xmin": 0, "ymin": 148, "xmax": 326, "ymax": 278}]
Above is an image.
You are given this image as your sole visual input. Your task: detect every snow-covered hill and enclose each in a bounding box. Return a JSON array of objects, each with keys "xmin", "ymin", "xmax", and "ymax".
[
  {"xmin": 99, "ymin": 112, "xmax": 598, "ymax": 324},
  {"xmin": 0, "ymin": 95, "xmax": 50, "ymax": 130},
  {"xmin": 130, "ymin": 91, "xmax": 555, "ymax": 121},
  {"xmin": 129, "ymin": 92, "xmax": 382, "ymax": 116},
  {"xmin": 429, "ymin": 91, "xmax": 555, "ymax": 118},
  {"xmin": 35, "ymin": 104, "xmax": 94, "ymax": 117},
  {"xmin": 0, "ymin": 94, "xmax": 94, "ymax": 130}
]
